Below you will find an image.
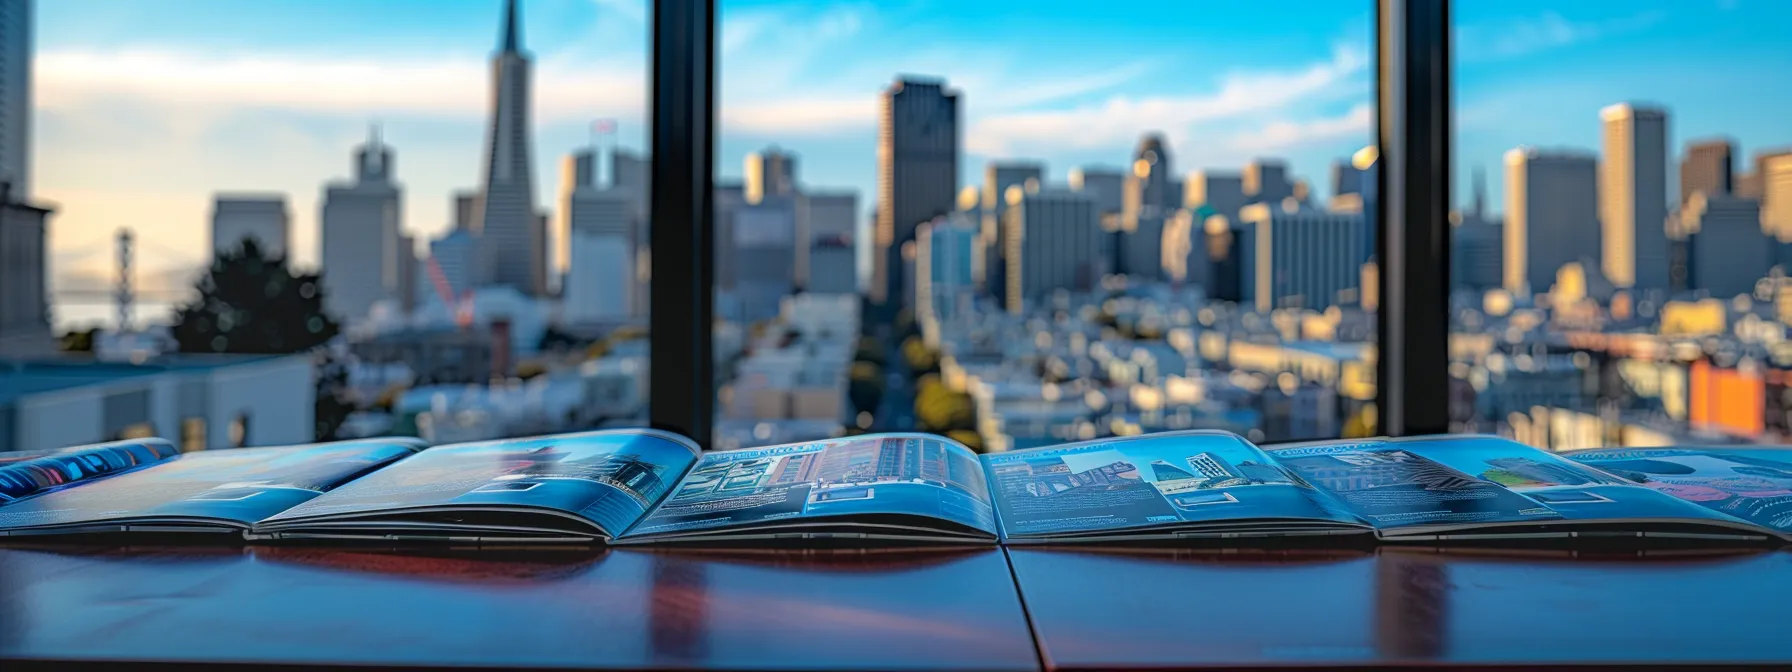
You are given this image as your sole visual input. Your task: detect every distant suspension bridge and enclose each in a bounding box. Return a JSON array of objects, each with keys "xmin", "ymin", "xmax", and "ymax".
[{"xmin": 50, "ymin": 229, "xmax": 202, "ymax": 331}]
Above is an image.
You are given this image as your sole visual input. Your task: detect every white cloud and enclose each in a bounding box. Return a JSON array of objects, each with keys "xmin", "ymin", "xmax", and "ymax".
[
  {"xmin": 588, "ymin": 0, "xmax": 646, "ymax": 25},
  {"xmin": 37, "ymin": 49, "xmax": 646, "ymax": 122},
  {"xmin": 1229, "ymin": 103, "xmax": 1373, "ymax": 154},
  {"xmin": 1455, "ymin": 10, "xmax": 1666, "ymax": 62},
  {"xmin": 966, "ymin": 44, "xmax": 1369, "ymax": 156},
  {"xmin": 723, "ymin": 96, "xmax": 877, "ymax": 136}
]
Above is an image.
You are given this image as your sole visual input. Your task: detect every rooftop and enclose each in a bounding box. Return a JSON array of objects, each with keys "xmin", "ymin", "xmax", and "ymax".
[{"xmin": 0, "ymin": 355, "xmax": 296, "ymax": 406}]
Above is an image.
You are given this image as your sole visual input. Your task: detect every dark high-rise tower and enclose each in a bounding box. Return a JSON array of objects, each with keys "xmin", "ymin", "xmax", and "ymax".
[
  {"xmin": 474, "ymin": 0, "xmax": 545, "ymax": 296},
  {"xmin": 873, "ymin": 77, "xmax": 959, "ymax": 308}
]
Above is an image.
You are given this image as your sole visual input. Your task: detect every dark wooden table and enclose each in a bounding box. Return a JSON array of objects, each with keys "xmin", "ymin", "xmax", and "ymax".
[
  {"xmin": 1011, "ymin": 546, "xmax": 1792, "ymax": 670},
  {"xmin": 2, "ymin": 543, "xmax": 1789, "ymax": 670},
  {"xmin": 0, "ymin": 544, "xmax": 1038, "ymax": 671}
]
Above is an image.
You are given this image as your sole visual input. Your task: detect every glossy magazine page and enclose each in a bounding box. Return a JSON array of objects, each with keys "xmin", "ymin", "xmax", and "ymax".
[
  {"xmin": 1271, "ymin": 436, "xmax": 1766, "ymax": 539},
  {"xmin": 1567, "ymin": 447, "xmax": 1792, "ymax": 538},
  {"xmin": 985, "ymin": 431, "xmax": 1365, "ymax": 541},
  {"xmin": 621, "ymin": 434, "xmax": 998, "ymax": 542},
  {"xmin": 0, "ymin": 439, "xmax": 180, "ymax": 502},
  {"xmin": 257, "ymin": 430, "xmax": 700, "ymax": 539},
  {"xmin": 0, "ymin": 439, "xmax": 423, "ymax": 535}
]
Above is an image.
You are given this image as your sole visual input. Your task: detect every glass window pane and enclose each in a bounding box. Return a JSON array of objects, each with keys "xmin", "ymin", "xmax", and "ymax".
[
  {"xmin": 715, "ymin": 0, "xmax": 1377, "ymax": 451},
  {"xmin": 1450, "ymin": 0, "xmax": 1792, "ymax": 449},
  {"xmin": 16, "ymin": 0, "xmax": 648, "ymax": 450}
]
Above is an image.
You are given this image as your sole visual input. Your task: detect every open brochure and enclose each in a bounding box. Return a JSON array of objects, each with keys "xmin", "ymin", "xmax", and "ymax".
[
  {"xmin": 0, "ymin": 429, "xmax": 1790, "ymax": 544},
  {"xmin": 0, "ymin": 439, "xmax": 180, "ymax": 502},
  {"xmin": 0, "ymin": 438, "xmax": 425, "ymax": 536}
]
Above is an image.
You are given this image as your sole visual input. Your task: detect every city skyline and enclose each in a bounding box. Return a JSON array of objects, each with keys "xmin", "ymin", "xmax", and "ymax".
[{"xmin": 40, "ymin": 0, "xmax": 1790, "ymax": 302}]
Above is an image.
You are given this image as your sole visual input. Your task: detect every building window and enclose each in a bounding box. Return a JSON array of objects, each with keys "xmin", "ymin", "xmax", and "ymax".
[
  {"xmin": 115, "ymin": 423, "xmax": 156, "ymax": 441},
  {"xmin": 182, "ymin": 417, "xmax": 208, "ymax": 452},
  {"xmin": 229, "ymin": 413, "xmax": 251, "ymax": 448}
]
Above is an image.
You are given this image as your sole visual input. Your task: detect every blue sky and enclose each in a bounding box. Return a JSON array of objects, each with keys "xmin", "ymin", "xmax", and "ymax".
[{"xmin": 35, "ymin": 0, "xmax": 1792, "ymax": 302}]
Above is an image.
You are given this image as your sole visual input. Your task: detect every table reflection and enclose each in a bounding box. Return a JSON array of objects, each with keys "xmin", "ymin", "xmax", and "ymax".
[
  {"xmin": 0, "ymin": 543, "xmax": 1037, "ymax": 671},
  {"xmin": 1013, "ymin": 544, "xmax": 1792, "ymax": 670}
]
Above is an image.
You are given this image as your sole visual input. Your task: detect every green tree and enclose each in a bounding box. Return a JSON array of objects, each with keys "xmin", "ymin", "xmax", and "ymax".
[
  {"xmin": 171, "ymin": 239, "xmax": 339, "ymax": 354},
  {"xmin": 914, "ymin": 374, "xmax": 976, "ymax": 434},
  {"xmin": 171, "ymin": 239, "xmax": 349, "ymax": 440},
  {"xmin": 901, "ymin": 335, "xmax": 940, "ymax": 375}
]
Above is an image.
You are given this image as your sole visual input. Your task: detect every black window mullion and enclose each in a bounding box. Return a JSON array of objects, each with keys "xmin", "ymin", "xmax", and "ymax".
[
  {"xmin": 1374, "ymin": 0, "xmax": 1452, "ymax": 436},
  {"xmin": 648, "ymin": 0, "xmax": 717, "ymax": 448}
]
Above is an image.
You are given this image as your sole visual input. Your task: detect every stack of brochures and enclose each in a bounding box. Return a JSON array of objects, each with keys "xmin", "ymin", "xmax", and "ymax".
[{"xmin": 0, "ymin": 429, "xmax": 1788, "ymax": 545}]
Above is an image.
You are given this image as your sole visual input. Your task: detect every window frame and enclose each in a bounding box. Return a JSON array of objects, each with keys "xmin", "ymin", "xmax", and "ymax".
[{"xmin": 643, "ymin": 0, "xmax": 1454, "ymax": 447}]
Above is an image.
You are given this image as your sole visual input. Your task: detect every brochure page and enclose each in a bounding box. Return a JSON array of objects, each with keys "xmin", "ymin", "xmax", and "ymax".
[
  {"xmin": 1378, "ymin": 436, "xmax": 1745, "ymax": 525},
  {"xmin": 1271, "ymin": 441, "xmax": 1564, "ymax": 530},
  {"xmin": 625, "ymin": 434, "xmax": 997, "ymax": 539},
  {"xmin": 985, "ymin": 432, "xmax": 1360, "ymax": 539},
  {"xmin": 260, "ymin": 430, "xmax": 698, "ymax": 536},
  {"xmin": 1568, "ymin": 448, "xmax": 1792, "ymax": 534},
  {"xmin": 0, "ymin": 439, "xmax": 421, "ymax": 532},
  {"xmin": 0, "ymin": 439, "xmax": 180, "ymax": 502}
]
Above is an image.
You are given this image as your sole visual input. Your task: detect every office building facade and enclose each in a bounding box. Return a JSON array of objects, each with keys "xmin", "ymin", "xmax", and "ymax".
[
  {"xmin": 1599, "ymin": 103, "xmax": 1670, "ymax": 291},
  {"xmin": 1505, "ymin": 148, "xmax": 1600, "ymax": 294},
  {"xmin": 1765, "ymin": 155, "xmax": 1792, "ymax": 243},
  {"xmin": 874, "ymin": 78, "xmax": 959, "ymax": 308},
  {"xmin": 745, "ymin": 147, "xmax": 797, "ymax": 205},
  {"xmin": 321, "ymin": 129, "xmax": 403, "ymax": 323},
  {"xmin": 473, "ymin": 0, "xmax": 546, "ymax": 296},
  {"xmin": 1681, "ymin": 139, "xmax": 1734, "ymax": 203},
  {"xmin": 0, "ymin": 0, "xmax": 29, "ymax": 198},
  {"xmin": 1677, "ymin": 193, "xmax": 1769, "ymax": 300},
  {"xmin": 1236, "ymin": 203, "xmax": 1372, "ymax": 312},
  {"xmin": 0, "ymin": 196, "xmax": 49, "ymax": 355},
  {"xmin": 1244, "ymin": 160, "xmax": 1293, "ymax": 205},
  {"xmin": 915, "ymin": 215, "xmax": 979, "ymax": 324},
  {"xmin": 802, "ymin": 191, "xmax": 856, "ymax": 293},
  {"xmin": 1120, "ymin": 134, "xmax": 1179, "ymax": 281},
  {"xmin": 1004, "ymin": 190, "xmax": 1102, "ymax": 314},
  {"xmin": 562, "ymin": 149, "xmax": 633, "ymax": 323},
  {"xmin": 211, "ymin": 194, "xmax": 289, "ymax": 260}
]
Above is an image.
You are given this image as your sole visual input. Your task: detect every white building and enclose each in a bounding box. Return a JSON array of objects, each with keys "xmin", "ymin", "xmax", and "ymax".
[
  {"xmin": 719, "ymin": 294, "xmax": 856, "ymax": 430},
  {"xmin": 321, "ymin": 128, "xmax": 403, "ymax": 323},
  {"xmin": 0, "ymin": 355, "xmax": 314, "ymax": 453},
  {"xmin": 0, "ymin": 0, "xmax": 30, "ymax": 198},
  {"xmin": 1600, "ymin": 103, "xmax": 1670, "ymax": 291},
  {"xmin": 1004, "ymin": 189, "xmax": 1103, "ymax": 314},
  {"xmin": 1505, "ymin": 148, "xmax": 1600, "ymax": 294},
  {"xmin": 211, "ymin": 194, "xmax": 289, "ymax": 260},
  {"xmin": 564, "ymin": 187, "xmax": 633, "ymax": 322}
]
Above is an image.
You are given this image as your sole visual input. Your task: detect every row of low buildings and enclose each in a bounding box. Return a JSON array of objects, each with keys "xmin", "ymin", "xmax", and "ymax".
[
  {"xmin": 912, "ymin": 140, "xmax": 1382, "ymax": 332},
  {"xmin": 0, "ymin": 355, "xmax": 315, "ymax": 452},
  {"xmin": 920, "ymin": 280, "xmax": 1376, "ymax": 453},
  {"xmin": 1448, "ymin": 272, "xmax": 1792, "ymax": 451}
]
